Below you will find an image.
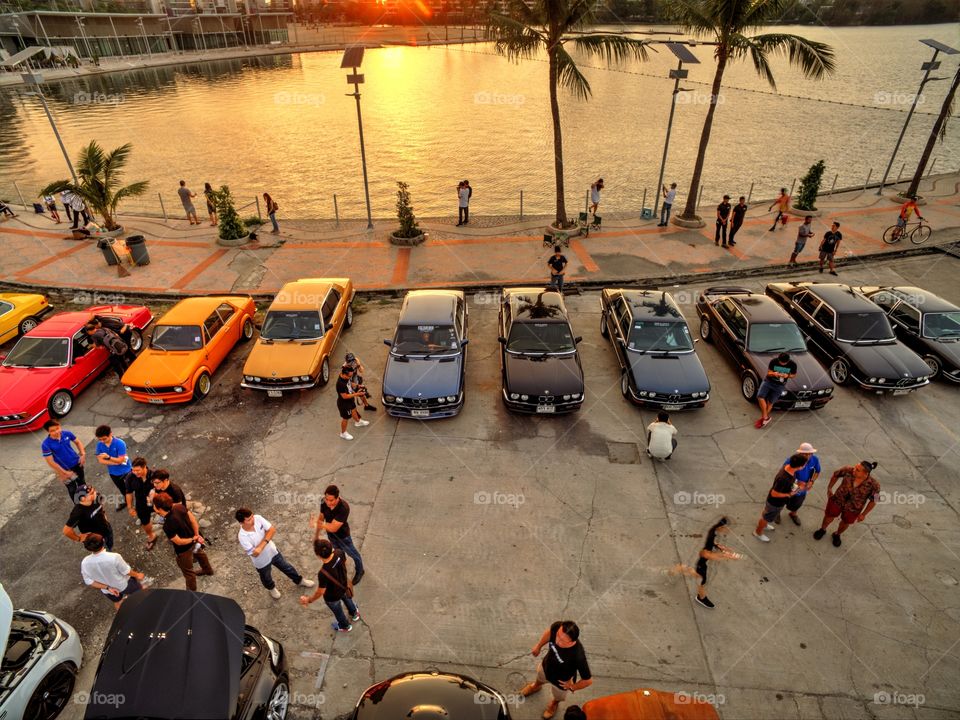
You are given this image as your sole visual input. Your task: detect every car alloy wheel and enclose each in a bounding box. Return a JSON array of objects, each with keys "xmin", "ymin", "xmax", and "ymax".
[
  {"xmin": 741, "ymin": 372, "xmax": 759, "ymax": 401},
  {"xmin": 699, "ymin": 316, "xmax": 712, "ymax": 342},
  {"xmin": 19, "ymin": 316, "xmax": 39, "ymax": 334},
  {"xmin": 829, "ymin": 359, "xmax": 849, "ymax": 385},
  {"xmin": 48, "ymin": 390, "xmax": 73, "ymax": 418},
  {"xmin": 319, "ymin": 357, "xmax": 330, "ymax": 385},
  {"xmin": 194, "ymin": 372, "xmax": 212, "ymax": 399},
  {"xmin": 345, "ymin": 304, "xmax": 354, "ymax": 328},
  {"xmin": 240, "ymin": 318, "xmax": 254, "ymax": 342},
  {"xmin": 129, "ymin": 328, "xmax": 143, "ymax": 352},
  {"xmin": 23, "ymin": 662, "xmax": 76, "ymax": 720},
  {"xmin": 266, "ymin": 681, "xmax": 290, "ymax": 720},
  {"xmin": 600, "ymin": 313, "xmax": 609, "ymax": 338},
  {"xmin": 923, "ymin": 355, "xmax": 941, "ymax": 379},
  {"xmin": 620, "ymin": 371, "xmax": 629, "ymax": 398}
]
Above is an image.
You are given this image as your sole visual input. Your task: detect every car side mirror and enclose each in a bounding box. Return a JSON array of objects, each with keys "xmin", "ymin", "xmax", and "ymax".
[
  {"xmin": 735, "ymin": 339, "xmax": 745, "ymax": 348},
  {"xmin": 460, "ymin": 339, "xmax": 470, "ymax": 347},
  {"xmin": 383, "ymin": 339, "xmax": 392, "ymax": 347},
  {"xmin": 575, "ymin": 336, "xmax": 583, "ymax": 344},
  {"xmin": 497, "ymin": 337, "xmax": 506, "ymax": 344},
  {"xmin": 825, "ymin": 329, "xmax": 834, "ymax": 338}
]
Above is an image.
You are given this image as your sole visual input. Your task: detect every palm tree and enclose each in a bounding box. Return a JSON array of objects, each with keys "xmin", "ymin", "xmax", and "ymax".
[
  {"xmin": 906, "ymin": 63, "xmax": 958, "ymax": 199},
  {"xmin": 665, "ymin": 0, "xmax": 835, "ymax": 224},
  {"xmin": 41, "ymin": 141, "xmax": 148, "ymax": 231},
  {"xmin": 486, "ymin": 0, "xmax": 649, "ymax": 227}
]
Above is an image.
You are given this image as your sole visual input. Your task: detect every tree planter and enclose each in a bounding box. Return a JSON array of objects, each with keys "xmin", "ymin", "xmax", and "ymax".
[
  {"xmin": 888, "ymin": 192, "xmax": 927, "ymax": 206},
  {"xmin": 787, "ymin": 207, "xmax": 823, "ymax": 217},
  {"xmin": 671, "ymin": 215, "xmax": 706, "ymax": 229},
  {"xmin": 390, "ymin": 232, "xmax": 425, "ymax": 247},
  {"xmin": 98, "ymin": 226, "xmax": 125, "ymax": 237},
  {"xmin": 217, "ymin": 234, "xmax": 250, "ymax": 247}
]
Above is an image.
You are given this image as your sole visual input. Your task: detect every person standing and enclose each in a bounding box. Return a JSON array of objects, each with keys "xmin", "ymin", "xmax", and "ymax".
[
  {"xmin": 204, "ymin": 182, "xmax": 218, "ymax": 226},
  {"xmin": 768, "ymin": 187, "xmax": 790, "ymax": 230},
  {"xmin": 646, "ymin": 411, "xmax": 677, "ymax": 460},
  {"xmin": 235, "ymin": 507, "xmax": 315, "ymax": 599},
  {"xmin": 715, "ymin": 195, "xmax": 732, "ymax": 247},
  {"xmin": 728, "ymin": 196, "xmax": 747, "ymax": 246},
  {"xmin": 754, "ymin": 454, "xmax": 806, "ymax": 542},
  {"xmin": 789, "ymin": 216, "xmax": 814, "ymax": 265},
  {"xmin": 336, "ymin": 365, "xmax": 370, "ymax": 440},
  {"xmin": 95, "ymin": 425, "xmax": 133, "ymax": 510},
  {"xmin": 178, "ymin": 180, "xmax": 199, "ymax": 225},
  {"xmin": 754, "ymin": 352, "xmax": 797, "ymax": 429},
  {"xmin": 813, "ymin": 461, "xmax": 880, "ymax": 547},
  {"xmin": 126, "ymin": 457, "xmax": 158, "ymax": 550},
  {"xmin": 548, "ymin": 246, "xmax": 568, "ymax": 294},
  {"xmin": 315, "ymin": 484, "xmax": 365, "ymax": 584},
  {"xmin": 299, "ymin": 538, "xmax": 360, "ymax": 633},
  {"xmin": 44, "ymin": 195, "xmax": 61, "ymax": 223},
  {"xmin": 148, "ymin": 469, "xmax": 187, "ymax": 508},
  {"xmin": 153, "ymin": 492, "xmax": 214, "ymax": 591},
  {"xmin": 80, "ymin": 533, "xmax": 145, "ymax": 611},
  {"xmin": 456, "ymin": 181, "xmax": 471, "ymax": 226},
  {"xmin": 658, "ymin": 182, "xmax": 677, "ymax": 226},
  {"xmin": 263, "ymin": 192, "xmax": 280, "ymax": 233},
  {"xmin": 818, "ymin": 221, "xmax": 842, "ymax": 275},
  {"xmin": 42, "ymin": 420, "xmax": 86, "ymax": 501},
  {"xmin": 69, "ymin": 194, "xmax": 91, "ymax": 229},
  {"xmin": 520, "ymin": 621, "xmax": 593, "ymax": 720},
  {"xmin": 590, "ymin": 178, "xmax": 603, "ymax": 216},
  {"xmin": 84, "ymin": 322, "xmax": 130, "ymax": 380},
  {"xmin": 61, "ymin": 190, "xmax": 74, "ymax": 225},
  {"xmin": 63, "ymin": 486, "xmax": 114, "ymax": 551},
  {"xmin": 775, "ymin": 442, "xmax": 821, "ymax": 526},
  {"xmin": 345, "ymin": 352, "xmax": 377, "ymax": 412}
]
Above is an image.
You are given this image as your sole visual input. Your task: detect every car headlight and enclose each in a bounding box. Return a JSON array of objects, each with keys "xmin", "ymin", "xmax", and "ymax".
[
  {"xmin": 244, "ymin": 376, "xmax": 253, "ymax": 382},
  {"xmin": 123, "ymin": 385, "xmax": 132, "ymax": 392},
  {"xmin": 572, "ymin": 393, "xmax": 581, "ymax": 399},
  {"xmin": 437, "ymin": 397, "xmax": 446, "ymax": 404},
  {"xmin": 639, "ymin": 390, "xmax": 648, "ymax": 397},
  {"xmin": 562, "ymin": 394, "xmax": 571, "ymax": 401},
  {"xmin": 520, "ymin": 394, "xmax": 529, "ymax": 401},
  {"xmin": 384, "ymin": 395, "xmax": 396, "ymax": 403},
  {"xmin": 253, "ymin": 376, "xmax": 261, "ymax": 382},
  {"xmin": 174, "ymin": 386, "xmax": 184, "ymax": 393},
  {"xmin": 509, "ymin": 393, "xmax": 519, "ymax": 400},
  {"xmin": 825, "ymin": 387, "xmax": 833, "ymax": 394},
  {"xmin": 396, "ymin": 397, "xmax": 404, "ymax": 403},
  {"xmin": 869, "ymin": 377, "xmax": 878, "ymax": 383},
  {"xmin": 878, "ymin": 378, "xmax": 887, "ymax": 383},
  {"xmin": 446, "ymin": 395, "xmax": 457, "ymax": 402},
  {"xmin": 300, "ymin": 375, "xmax": 311, "ymax": 382}
]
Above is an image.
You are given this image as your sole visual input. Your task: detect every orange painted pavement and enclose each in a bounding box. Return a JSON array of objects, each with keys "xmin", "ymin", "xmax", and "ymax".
[
  {"xmin": 14, "ymin": 242, "xmax": 89, "ymax": 278},
  {"xmin": 0, "ymin": 225, "xmax": 70, "ymax": 240},
  {"xmin": 569, "ymin": 239, "xmax": 599, "ymax": 273},
  {"xmin": 171, "ymin": 248, "xmax": 229, "ymax": 290},
  {"xmin": 391, "ymin": 248, "xmax": 412, "ymax": 286}
]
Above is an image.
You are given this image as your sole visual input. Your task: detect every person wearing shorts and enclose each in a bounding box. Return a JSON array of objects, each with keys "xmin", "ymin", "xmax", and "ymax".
[
  {"xmin": 755, "ymin": 352, "xmax": 797, "ymax": 428},
  {"xmin": 789, "ymin": 215, "xmax": 814, "ymax": 265},
  {"xmin": 521, "ymin": 621, "xmax": 593, "ymax": 719},
  {"xmin": 336, "ymin": 365, "xmax": 369, "ymax": 441},
  {"xmin": 80, "ymin": 533, "xmax": 145, "ymax": 611},
  {"xmin": 126, "ymin": 458, "xmax": 158, "ymax": 550},
  {"xmin": 774, "ymin": 442, "xmax": 820, "ymax": 526},
  {"xmin": 754, "ymin": 454, "xmax": 806, "ymax": 542},
  {"xmin": 814, "ymin": 461, "xmax": 880, "ymax": 547},
  {"xmin": 819, "ymin": 222, "xmax": 842, "ymax": 275}
]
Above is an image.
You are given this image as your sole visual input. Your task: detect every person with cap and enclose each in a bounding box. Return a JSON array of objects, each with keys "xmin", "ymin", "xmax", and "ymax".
[
  {"xmin": 345, "ymin": 352, "xmax": 377, "ymax": 412},
  {"xmin": 336, "ymin": 365, "xmax": 369, "ymax": 441},
  {"xmin": 63, "ymin": 486, "xmax": 114, "ymax": 551},
  {"xmin": 754, "ymin": 454, "xmax": 805, "ymax": 542},
  {"xmin": 715, "ymin": 195, "xmax": 732, "ymax": 247},
  {"xmin": 80, "ymin": 533, "xmax": 145, "ymax": 611},
  {"xmin": 813, "ymin": 461, "xmax": 880, "ymax": 547},
  {"xmin": 775, "ymin": 443, "xmax": 821, "ymax": 526},
  {"xmin": 520, "ymin": 620, "xmax": 593, "ymax": 719}
]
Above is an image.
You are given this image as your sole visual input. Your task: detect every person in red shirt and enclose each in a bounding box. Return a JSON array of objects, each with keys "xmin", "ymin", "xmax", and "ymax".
[
  {"xmin": 896, "ymin": 196, "xmax": 923, "ymax": 237},
  {"xmin": 813, "ymin": 461, "xmax": 880, "ymax": 547}
]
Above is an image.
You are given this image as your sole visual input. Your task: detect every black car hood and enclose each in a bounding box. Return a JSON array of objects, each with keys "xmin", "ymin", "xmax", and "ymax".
[
  {"xmin": 920, "ymin": 336, "xmax": 960, "ymax": 367},
  {"xmin": 627, "ymin": 352, "xmax": 709, "ymax": 393},
  {"xmin": 383, "ymin": 354, "xmax": 463, "ymax": 398},
  {"xmin": 749, "ymin": 351, "xmax": 832, "ymax": 392},
  {"xmin": 355, "ymin": 671, "xmax": 507, "ymax": 719},
  {"xmin": 842, "ymin": 341, "xmax": 929, "ymax": 378},
  {"xmin": 504, "ymin": 352, "xmax": 584, "ymax": 395}
]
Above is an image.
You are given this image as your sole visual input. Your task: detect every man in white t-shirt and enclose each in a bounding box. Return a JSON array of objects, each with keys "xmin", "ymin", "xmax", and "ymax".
[
  {"xmin": 457, "ymin": 180, "xmax": 471, "ymax": 226},
  {"xmin": 646, "ymin": 411, "xmax": 678, "ymax": 460},
  {"xmin": 659, "ymin": 182, "xmax": 677, "ymax": 227},
  {"xmin": 235, "ymin": 507, "xmax": 315, "ymax": 599},
  {"xmin": 80, "ymin": 533, "xmax": 145, "ymax": 610}
]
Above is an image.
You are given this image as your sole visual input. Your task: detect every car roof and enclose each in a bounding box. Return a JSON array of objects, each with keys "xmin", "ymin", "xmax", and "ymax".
[
  {"xmin": 731, "ymin": 295, "xmax": 793, "ymax": 323},
  {"xmin": 85, "ymin": 589, "xmax": 243, "ymax": 720},
  {"xmin": 613, "ymin": 289, "xmax": 684, "ymax": 320},
  {"xmin": 801, "ymin": 284, "xmax": 880, "ymax": 313},
  {"xmin": 271, "ymin": 278, "xmax": 349, "ymax": 310},
  {"xmin": 159, "ymin": 296, "xmax": 244, "ymax": 325},
  {"xmin": 355, "ymin": 671, "xmax": 504, "ymax": 719},
  {"xmin": 27, "ymin": 311, "xmax": 91, "ymax": 337},
  {"xmin": 503, "ymin": 288, "xmax": 567, "ymax": 321},
  {"xmin": 887, "ymin": 287, "xmax": 958, "ymax": 313},
  {"xmin": 399, "ymin": 290, "xmax": 461, "ymax": 325}
]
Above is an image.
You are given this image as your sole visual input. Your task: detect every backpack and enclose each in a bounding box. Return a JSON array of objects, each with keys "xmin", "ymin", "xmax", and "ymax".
[{"xmin": 102, "ymin": 328, "xmax": 128, "ymax": 356}]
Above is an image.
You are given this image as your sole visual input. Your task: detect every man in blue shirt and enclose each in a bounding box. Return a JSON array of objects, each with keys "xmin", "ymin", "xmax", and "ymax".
[
  {"xmin": 42, "ymin": 419, "xmax": 86, "ymax": 501},
  {"xmin": 95, "ymin": 425, "xmax": 133, "ymax": 511},
  {"xmin": 774, "ymin": 442, "xmax": 821, "ymax": 527}
]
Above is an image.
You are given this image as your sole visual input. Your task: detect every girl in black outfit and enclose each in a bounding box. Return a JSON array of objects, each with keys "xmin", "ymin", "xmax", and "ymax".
[
  {"xmin": 204, "ymin": 183, "xmax": 218, "ymax": 227},
  {"xmin": 673, "ymin": 517, "xmax": 740, "ymax": 609}
]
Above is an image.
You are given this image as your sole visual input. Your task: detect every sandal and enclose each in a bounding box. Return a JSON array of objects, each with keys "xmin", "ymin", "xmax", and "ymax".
[{"xmin": 145, "ymin": 538, "xmax": 157, "ymax": 551}]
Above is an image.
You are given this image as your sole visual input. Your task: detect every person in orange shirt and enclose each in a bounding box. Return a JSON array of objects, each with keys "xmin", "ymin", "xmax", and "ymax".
[
  {"xmin": 896, "ymin": 195, "xmax": 923, "ymax": 231},
  {"xmin": 768, "ymin": 187, "xmax": 790, "ymax": 230}
]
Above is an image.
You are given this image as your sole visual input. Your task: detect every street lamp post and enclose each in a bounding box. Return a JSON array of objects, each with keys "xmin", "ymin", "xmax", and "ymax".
[
  {"xmin": 877, "ymin": 38, "xmax": 959, "ymax": 195},
  {"xmin": 653, "ymin": 42, "xmax": 700, "ymax": 218},
  {"xmin": 342, "ymin": 46, "xmax": 374, "ymax": 230},
  {"xmin": 22, "ymin": 72, "xmax": 78, "ymax": 185}
]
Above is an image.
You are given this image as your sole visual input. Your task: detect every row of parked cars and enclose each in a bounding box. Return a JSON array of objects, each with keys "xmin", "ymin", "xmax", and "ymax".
[{"xmin": 0, "ymin": 279, "xmax": 958, "ymax": 433}]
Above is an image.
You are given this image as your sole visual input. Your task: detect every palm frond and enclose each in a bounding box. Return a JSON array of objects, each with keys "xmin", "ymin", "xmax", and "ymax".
[
  {"xmin": 739, "ymin": 0, "xmax": 790, "ymax": 32},
  {"xmin": 737, "ymin": 34, "xmax": 776, "ymax": 88},
  {"xmin": 749, "ymin": 32, "xmax": 836, "ymax": 83},
  {"xmin": 555, "ymin": 44, "xmax": 591, "ymax": 100},
  {"xmin": 568, "ymin": 33, "xmax": 650, "ymax": 65},
  {"xmin": 110, "ymin": 181, "xmax": 150, "ymax": 211},
  {"xmin": 662, "ymin": 0, "xmax": 719, "ymax": 35},
  {"xmin": 103, "ymin": 143, "xmax": 134, "ymax": 187},
  {"xmin": 486, "ymin": 11, "xmax": 546, "ymax": 61},
  {"xmin": 938, "ymin": 68, "xmax": 958, "ymax": 143},
  {"xmin": 39, "ymin": 179, "xmax": 75, "ymax": 197}
]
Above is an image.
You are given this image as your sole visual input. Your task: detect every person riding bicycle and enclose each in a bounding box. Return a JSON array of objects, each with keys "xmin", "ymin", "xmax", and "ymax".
[{"xmin": 896, "ymin": 196, "xmax": 923, "ymax": 230}]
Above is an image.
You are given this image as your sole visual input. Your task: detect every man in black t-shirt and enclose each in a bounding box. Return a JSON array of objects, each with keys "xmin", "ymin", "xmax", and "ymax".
[
  {"xmin": 715, "ymin": 195, "xmax": 732, "ymax": 247},
  {"xmin": 314, "ymin": 484, "xmax": 365, "ymax": 584},
  {"xmin": 547, "ymin": 246, "xmax": 568, "ymax": 293},
  {"xmin": 520, "ymin": 620, "xmax": 593, "ymax": 719},
  {"xmin": 126, "ymin": 457, "xmax": 158, "ymax": 550},
  {"xmin": 754, "ymin": 454, "xmax": 805, "ymax": 542},
  {"xmin": 153, "ymin": 492, "xmax": 213, "ymax": 591},
  {"xmin": 728, "ymin": 196, "xmax": 747, "ymax": 246},
  {"xmin": 818, "ymin": 221, "xmax": 842, "ymax": 275},
  {"xmin": 299, "ymin": 539, "xmax": 360, "ymax": 632},
  {"xmin": 148, "ymin": 469, "xmax": 186, "ymax": 507},
  {"xmin": 337, "ymin": 366, "xmax": 369, "ymax": 441},
  {"xmin": 755, "ymin": 352, "xmax": 797, "ymax": 429},
  {"xmin": 62, "ymin": 486, "xmax": 113, "ymax": 550}
]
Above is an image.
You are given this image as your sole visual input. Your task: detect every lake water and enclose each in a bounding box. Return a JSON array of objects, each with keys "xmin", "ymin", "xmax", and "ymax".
[{"xmin": 1, "ymin": 23, "xmax": 958, "ymax": 220}]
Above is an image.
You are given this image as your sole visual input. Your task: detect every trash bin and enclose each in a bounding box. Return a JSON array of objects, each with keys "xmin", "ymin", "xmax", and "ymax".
[
  {"xmin": 125, "ymin": 235, "xmax": 150, "ymax": 266},
  {"xmin": 97, "ymin": 238, "xmax": 119, "ymax": 266}
]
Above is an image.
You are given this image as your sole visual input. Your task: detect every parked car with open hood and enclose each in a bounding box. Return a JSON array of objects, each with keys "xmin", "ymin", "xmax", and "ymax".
[
  {"xmin": 601, "ymin": 288, "xmax": 710, "ymax": 409},
  {"xmin": 382, "ymin": 290, "xmax": 468, "ymax": 418},
  {"xmin": 351, "ymin": 670, "xmax": 511, "ymax": 720}
]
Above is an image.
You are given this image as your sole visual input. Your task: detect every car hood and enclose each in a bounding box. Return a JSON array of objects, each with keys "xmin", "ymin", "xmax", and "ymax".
[
  {"xmin": 0, "ymin": 584, "xmax": 11, "ymax": 652},
  {"xmin": 504, "ymin": 353, "xmax": 584, "ymax": 394},
  {"xmin": 243, "ymin": 338, "xmax": 323, "ymax": 377},
  {"xmin": 627, "ymin": 352, "xmax": 710, "ymax": 393},
  {"xmin": 383, "ymin": 354, "xmax": 464, "ymax": 397},
  {"xmin": 122, "ymin": 350, "xmax": 198, "ymax": 387},
  {"xmin": 920, "ymin": 337, "xmax": 960, "ymax": 366},
  {"xmin": 842, "ymin": 341, "xmax": 930, "ymax": 378},
  {"xmin": 0, "ymin": 365, "xmax": 62, "ymax": 412},
  {"xmin": 749, "ymin": 351, "xmax": 833, "ymax": 391}
]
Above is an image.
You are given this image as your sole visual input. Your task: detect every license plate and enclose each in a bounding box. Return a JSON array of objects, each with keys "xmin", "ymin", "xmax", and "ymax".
[
  {"xmin": 411, "ymin": 409, "xmax": 430, "ymax": 417},
  {"xmin": 267, "ymin": 390, "xmax": 283, "ymax": 398},
  {"xmin": 893, "ymin": 389, "xmax": 911, "ymax": 396},
  {"xmin": 662, "ymin": 404, "xmax": 682, "ymax": 410},
  {"xmin": 536, "ymin": 405, "xmax": 556, "ymax": 413},
  {"xmin": 148, "ymin": 398, "xmax": 164, "ymax": 404},
  {"xmin": 794, "ymin": 400, "xmax": 811, "ymax": 409}
]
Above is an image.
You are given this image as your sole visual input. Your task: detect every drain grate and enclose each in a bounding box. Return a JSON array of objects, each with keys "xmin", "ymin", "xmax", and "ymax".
[{"xmin": 607, "ymin": 441, "xmax": 640, "ymax": 464}]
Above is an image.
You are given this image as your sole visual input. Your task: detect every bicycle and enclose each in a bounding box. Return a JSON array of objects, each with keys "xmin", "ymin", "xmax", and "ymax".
[{"xmin": 883, "ymin": 219, "xmax": 931, "ymax": 245}]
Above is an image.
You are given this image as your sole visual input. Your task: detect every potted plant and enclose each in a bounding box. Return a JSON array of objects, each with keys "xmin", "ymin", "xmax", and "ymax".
[
  {"xmin": 790, "ymin": 159, "xmax": 826, "ymax": 216},
  {"xmin": 390, "ymin": 181, "xmax": 425, "ymax": 246},
  {"xmin": 41, "ymin": 141, "xmax": 149, "ymax": 237},
  {"xmin": 211, "ymin": 185, "xmax": 249, "ymax": 247}
]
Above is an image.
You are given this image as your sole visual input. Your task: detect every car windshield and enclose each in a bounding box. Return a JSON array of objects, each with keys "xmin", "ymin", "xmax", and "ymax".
[
  {"xmin": 923, "ymin": 311, "xmax": 960, "ymax": 339},
  {"xmin": 507, "ymin": 321, "xmax": 576, "ymax": 354},
  {"xmin": 628, "ymin": 320, "xmax": 693, "ymax": 352},
  {"xmin": 2, "ymin": 337, "xmax": 69, "ymax": 367},
  {"xmin": 151, "ymin": 325, "xmax": 203, "ymax": 351},
  {"xmin": 747, "ymin": 323, "xmax": 807, "ymax": 353},
  {"xmin": 837, "ymin": 312, "xmax": 895, "ymax": 342},
  {"xmin": 261, "ymin": 310, "xmax": 323, "ymax": 340},
  {"xmin": 392, "ymin": 324, "xmax": 459, "ymax": 355}
]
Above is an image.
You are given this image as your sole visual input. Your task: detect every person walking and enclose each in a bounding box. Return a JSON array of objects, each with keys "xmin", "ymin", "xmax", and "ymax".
[
  {"xmin": 63, "ymin": 486, "xmax": 114, "ymax": 551},
  {"xmin": 715, "ymin": 195, "xmax": 732, "ymax": 247},
  {"xmin": 126, "ymin": 457, "xmax": 158, "ymax": 550},
  {"xmin": 203, "ymin": 182, "xmax": 218, "ymax": 226},
  {"xmin": 789, "ymin": 216, "xmax": 814, "ymax": 265},
  {"xmin": 69, "ymin": 194, "xmax": 91, "ymax": 229},
  {"xmin": 44, "ymin": 195, "xmax": 61, "ymax": 223},
  {"xmin": 819, "ymin": 221, "xmax": 842, "ymax": 275},
  {"xmin": 589, "ymin": 178, "xmax": 603, "ymax": 216},
  {"xmin": 299, "ymin": 538, "xmax": 360, "ymax": 633},
  {"xmin": 153, "ymin": 492, "xmax": 214, "ymax": 591},
  {"xmin": 336, "ymin": 365, "xmax": 370, "ymax": 440},
  {"xmin": 813, "ymin": 461, "xmax": 880, "ymax": 547},
  {"xmin": 345, "ymin": 352, "xmax": 377, "ymax": 411},
  {"xmin": 263, "ymin": 192, "xmax": 280, "ymax": 233},
  {"xmin": 520, "ymin": 620, "xmax": 593, "ymax": 720},
  {"xmin": 84, "ymin": 322, "xmax": 130, "ymax": 381},
  {"xmin": 94, "ymin": 425, "xmax": 133, "ymax": 511},
  {"xmin": 646, "ymin": 411, "xmax": 677, "ymax": 461},
  {"xmin": 456, "ymin": 181, "xmax": 471, "ymax": 226},
  {"xmin": 672, "ymin": 517, "xmax": 741, "ymax": 609},
  {"xmin": 754, "ymin": 454, "xmax": 806, "ymax": 542},
  {"xmin": 42, "ymin": 419, "xmax": 86, "ymax": 501},
  {"xmin": 235, "ymin": 507, "xmax": 315, "ymax": 599},
  {"xmin": 774, "ymin": 442, "xmax": 820, "ymax": 526},
  {"xmin": 728, "ymin": 196, "xmax": 747, "ymax": 245},
  {"xmin": 315, "ymin": 484, "xmax": 365, "ymax": 584},
  {"xmin": 658, "ymin": 182, "xmax": 677, "ymax": 226},
  {"xmin": 178, "ymin": 180, "xmax": 199, "ymax": 225},
  {"xmin": 548, "ymin": 246, "xmax": 568, "ymax": 294},
  {"xmin": 768, "ymin": 187, "xmax": 790, "ymax": 230},
  {"xmin": 80, "ymin": 533, "xmax": 145, "ymax": 611},
  {"xmin": 754, "ymin": 352, "xmax": 797, "ymax": 428}
]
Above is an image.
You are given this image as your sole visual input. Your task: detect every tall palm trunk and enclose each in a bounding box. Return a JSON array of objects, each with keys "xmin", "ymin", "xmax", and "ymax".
[
  {"xmin": 680, "ymin": 51, "xmax": 728, "ymax": 219},
  {"xmin": 907, "ymin": 64, "xmax": 959, "ymax": 198},
  {"xmin": 548, "ymin": 46, "xmax": 567, "ymax": 226}
]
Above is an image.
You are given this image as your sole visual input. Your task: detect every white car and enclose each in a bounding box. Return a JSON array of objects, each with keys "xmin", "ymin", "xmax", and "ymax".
[{"xmin": 1, "ymin": 584, "xmax": 83, "ymax": 720}]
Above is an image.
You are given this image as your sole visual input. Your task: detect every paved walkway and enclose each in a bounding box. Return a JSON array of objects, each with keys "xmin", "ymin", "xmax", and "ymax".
[{"xmin": 1, "ymin": 174, "xmax": 958, "ymax": 298}]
